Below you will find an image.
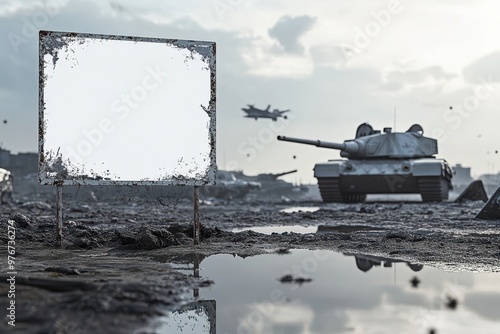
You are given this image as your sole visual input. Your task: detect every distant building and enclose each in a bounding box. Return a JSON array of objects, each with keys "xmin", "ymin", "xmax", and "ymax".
[
  {"xmin": 0, "ymin": 148, "xmax": 37, "ymax": 177},
  {"xmin": 452, "ymin": 164, "xmax": 473, "ymax": 187}
]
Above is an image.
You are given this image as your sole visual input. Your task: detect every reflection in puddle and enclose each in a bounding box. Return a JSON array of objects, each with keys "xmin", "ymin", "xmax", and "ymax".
[
  {"xmin": 232, "ymin": 225, "xmax": 318, "ymax": 234},
  {"xmin": 158, "ymin": 250, "xmax": 500, "ymax": 333},
  {"xmin": 151, "ymin": 300, "xmax": 216, "ymax": 334},
  {"xmin": 280, "ymin": 206, "xmax": 320, "ymax": 213}
]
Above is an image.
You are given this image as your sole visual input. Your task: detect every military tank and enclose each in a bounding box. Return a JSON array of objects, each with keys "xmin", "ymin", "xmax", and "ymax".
[
  {"xmin": 277, "ymin": 123, "xmax": 453, "ymax": 203},
  {"xmin": 233, "ymin": 169, "xmax": 308, "ymax": 198}
]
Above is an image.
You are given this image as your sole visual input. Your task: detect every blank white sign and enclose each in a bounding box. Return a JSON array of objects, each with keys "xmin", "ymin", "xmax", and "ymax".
[{"xmin": 39, "ymin": 31, "xmax": 216, "ymax": 185}]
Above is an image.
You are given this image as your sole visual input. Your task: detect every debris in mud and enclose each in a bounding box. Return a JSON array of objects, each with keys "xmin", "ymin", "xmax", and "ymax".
[
  {"xmin": 119, "ymin": 223, "xmax": 229, "ymax": 250},
  {"xmin": 20, "ymin": 201, "xmax": 52, "ymax": 210},
  {"xmin": 11, "ymin": 213, "xmax": 33, "ymax": 228},
  {"xmin": 455, "ymin": 180, "xmax": 488, "ymax": 203},
  {"xmin": 476, "ymin": 187, "xmax": 500, "ymax": 220},
  {"xmin": 275, "ymin": 248, "xmax": 291, "ymax": 254},
  {"xmin": 278, "ymin": 274, "xmax": 313, "ymax": 285},
  {"xmin": 135, "ymin": 226, "xmax": 176, "ymax": 250}
]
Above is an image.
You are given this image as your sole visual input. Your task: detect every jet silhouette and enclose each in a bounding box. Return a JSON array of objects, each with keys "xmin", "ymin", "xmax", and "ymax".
[{"xmin": 242, "ymin": 104, "xmax": 290, "ymax": 121}]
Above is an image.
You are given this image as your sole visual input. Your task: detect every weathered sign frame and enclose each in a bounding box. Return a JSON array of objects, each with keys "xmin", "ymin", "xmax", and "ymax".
[{"xmin": 38, "ymin": 30, "xmax": 216, "ymax": 187}]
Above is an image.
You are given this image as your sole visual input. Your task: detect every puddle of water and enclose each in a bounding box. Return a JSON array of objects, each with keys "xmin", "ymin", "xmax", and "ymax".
[
  {"xmin": 280, "ymin": 206, "xmax": 320, "ymax": 213},
  {"xmin": 154, "ymin": 250, "xmax": 500, "ymax": 334},
  {"xmin": 232, "ymin": 225, "xmax": 318, "ymax": 234}
]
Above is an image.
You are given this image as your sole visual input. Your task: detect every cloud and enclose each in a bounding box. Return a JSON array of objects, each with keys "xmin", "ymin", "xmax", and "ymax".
[
  {"xmin": 386, "ymin": 66, "xmax": 456, "ymax": 84},
  {"xmin": 309, "ymin": 44, "xmax": 348, "ymax": 67},
  {"xmin": 268, "ymin": 15, "xmax": 316, "ymax": 54},
  {"xmin": 379, "ymin": 65, "xmax": 456, "ymax": 92},
  {"xmin": 463, "ymin": 51, "xmax": 500, "ymax": 84}
]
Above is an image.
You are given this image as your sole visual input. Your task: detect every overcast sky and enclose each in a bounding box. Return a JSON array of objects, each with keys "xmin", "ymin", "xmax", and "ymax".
[{"xmin": 1, "ymin": 0, "xmax": 500, "ymax": 183}]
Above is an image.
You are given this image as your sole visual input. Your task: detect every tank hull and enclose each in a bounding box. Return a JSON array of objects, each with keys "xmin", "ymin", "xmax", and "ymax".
[{"xmin": 314, "ymin": 158, "xmax": 452, "ymax": 202}]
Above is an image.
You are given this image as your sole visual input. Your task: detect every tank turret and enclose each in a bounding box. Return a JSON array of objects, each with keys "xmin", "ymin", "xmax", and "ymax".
[
  {"xmin": 277, "ymin": 123, "xmax": 452, "ymax": 203},
  {"xmin": 277, "ymin": 123, "xmax": 437, "ymax": 159}
]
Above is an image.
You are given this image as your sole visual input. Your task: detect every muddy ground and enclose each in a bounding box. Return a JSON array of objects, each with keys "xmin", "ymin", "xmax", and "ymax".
[{"xmin": 1, "ymin": 188, "xmax": 500, "ymax": 333}]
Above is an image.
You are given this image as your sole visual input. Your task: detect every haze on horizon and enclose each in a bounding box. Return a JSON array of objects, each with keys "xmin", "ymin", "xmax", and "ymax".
[{"xmin": 1, "ymin": 0, "xmax": 500, "ymax": 184}]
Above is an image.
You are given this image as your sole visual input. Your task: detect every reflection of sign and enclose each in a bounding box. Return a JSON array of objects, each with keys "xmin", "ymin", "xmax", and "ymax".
[
  {"xmin": 154, "ymin": 300, "xmax": 216, "ymax": 334},
  {"xmin": 38, "ymin": 30, "xmax": 216, "ymax": 186}
]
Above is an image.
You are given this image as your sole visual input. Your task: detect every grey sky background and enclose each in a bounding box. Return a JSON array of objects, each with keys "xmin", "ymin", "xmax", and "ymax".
[{"xmin": 1, "ymin": 0, "xmax": 500, "ymax": 183}]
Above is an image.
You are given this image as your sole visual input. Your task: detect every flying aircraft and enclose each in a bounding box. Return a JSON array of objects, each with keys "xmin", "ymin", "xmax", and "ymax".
[{"xmin": 242, "ymin": 104, "xmax": 290, "ymax": 121}]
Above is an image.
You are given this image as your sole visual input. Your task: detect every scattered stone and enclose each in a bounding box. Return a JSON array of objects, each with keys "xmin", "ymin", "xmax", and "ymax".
[
  {"xmin": 135, "ymin": 227, "xmax": 161, "ymax": 250},
  {"xmin": 116, "ymin": 230, "xmax": 137, "ymax": 245},
  {"xmin": 476, "ymin": 187, "xmax": 500, "ymax": 220},
  {"xmin": 455, "ymin": 180, "xmax": 488, "ymax": 203},
  {"xmin": 11, "ymin": 213, "xmax": 33, "ymax": 228},
  {"xmin": 135, "ymin": 226, "xmax": 175, "ymax": 250}
]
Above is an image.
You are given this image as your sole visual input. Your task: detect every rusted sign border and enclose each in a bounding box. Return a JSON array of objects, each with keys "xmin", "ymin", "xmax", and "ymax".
[{"xmin": 38, "ymin": 30, "xmax": 216, "ymax": 186}]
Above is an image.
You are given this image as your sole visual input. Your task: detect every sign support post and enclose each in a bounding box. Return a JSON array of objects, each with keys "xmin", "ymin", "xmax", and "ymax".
[{"xmin": 55, "ymin": 184, "xmax": 63, "ymax": 247}]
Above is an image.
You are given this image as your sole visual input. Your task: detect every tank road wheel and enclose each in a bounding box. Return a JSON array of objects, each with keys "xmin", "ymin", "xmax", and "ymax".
[
  {"xmin": 418, "ymin": 176, "xmax": 449, "ymax": 202},
  {"xmin": 342, "ymin": 193, "xmax": 367, "ymax": 203},
  {"xmin": 317, "ymin": 178, "xmax": 343, "ymax": 202}
]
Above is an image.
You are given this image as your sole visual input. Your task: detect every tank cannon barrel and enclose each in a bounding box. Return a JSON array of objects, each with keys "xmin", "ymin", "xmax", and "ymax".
[
  {"xmin": 277, "ymin": 136, "xmax": 360, "ymax": 153},
  {"xmin": 273, "ymin": 169, "xmax": 297, "ymax": 178}
]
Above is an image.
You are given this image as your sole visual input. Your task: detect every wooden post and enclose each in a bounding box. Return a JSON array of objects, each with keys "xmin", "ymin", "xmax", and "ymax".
[
  {"xmin": 193, "ymin": 186, "xmax": 200, "ymax": 245},
  {"xmin": 193, "ymin": 253, "xmax": 200, "ymax": 298},
  {"xmin": 56, "ymin": 184, "xmax": 63, "ymax": 247}
]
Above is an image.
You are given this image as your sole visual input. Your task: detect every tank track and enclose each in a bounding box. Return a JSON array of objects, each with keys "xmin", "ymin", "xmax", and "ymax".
[
  {"xmin": 418, "ymin": 176, "xmax": 448, "ymax": 202},
  {"xmin": 317, "ymin": 178, "xmax": 343, "ymax": 202},
  {"xmin": 317, "ymin": 178, "xmax": 366, "ymax": 203}
]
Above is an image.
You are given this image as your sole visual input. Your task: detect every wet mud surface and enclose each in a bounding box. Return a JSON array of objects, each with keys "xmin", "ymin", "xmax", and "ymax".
[{"xmin": 1, "ymin": 193, "xmax": 500, "ymax": 333}]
